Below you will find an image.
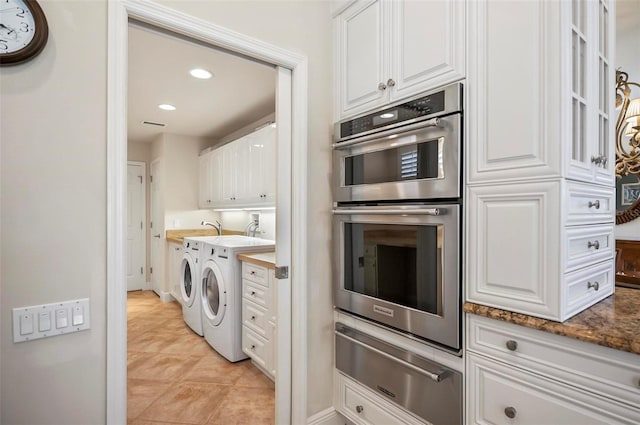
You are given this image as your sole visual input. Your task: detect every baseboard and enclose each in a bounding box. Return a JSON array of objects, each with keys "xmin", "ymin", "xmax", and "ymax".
[{"xmin": 307, "ymin": 407, "xmax": 347, "ymax": 425}]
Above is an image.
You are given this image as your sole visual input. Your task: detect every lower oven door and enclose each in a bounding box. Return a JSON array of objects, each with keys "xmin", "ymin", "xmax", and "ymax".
[
  {"xmin": 333, "ymin": 204, "xmax": 460, "ymax": 350},
  {"xmin": 335, "ymin": 323, "xmax": 462, "ymax": 425}
]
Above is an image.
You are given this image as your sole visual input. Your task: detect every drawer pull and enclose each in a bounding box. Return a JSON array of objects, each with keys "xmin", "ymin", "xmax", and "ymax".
[
  {"xmin": 506, "ymin": 340, "xmax": 518, "ymax": 351},
  {"xmin": 355, "ymin": 405, "xmax": 364, "ymax": 414},
  {"xmin": 251, "ymin": 291, "xmax": 256, "ymax": 296},
  {"xmin": 587, "ymin": 240, "xmax": 600, "ymax": 249},
  {"xmin": 588, "ymin": 200, "xmax": 601, "ymax": 209},
  {"xmin": 378, "ymin": 82, "xmax": 387, "ymax": 91},
  {"xmin": 250, "ymin": 271, "xmax": 256, "ymax": 275},
  {"xmin": 588, "ymin": 281, "xmax": 600, "ymax": 291},
  {"xmin": 251, "ymin": 315, "xmax": 256, "ymax": 321},
  {"xmin": 251, "ymin": 344, "xmax": 256, "ymax": 350},
  {"xmin": 504, "ymin": 407, "xmax": 517, "ymax": 419}
]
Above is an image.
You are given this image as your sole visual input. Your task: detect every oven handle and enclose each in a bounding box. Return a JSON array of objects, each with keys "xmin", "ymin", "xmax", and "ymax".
[
  {"xmin": 333, "ymin": 117, "xmax": 442, "ymax": 149},
  {"xmin": 335, "ymin": 328, "xmax": 448, "ymax": 383},
  {"xmin": 332, "ymin": 208, "xmax": 443, "ymax": 216}
]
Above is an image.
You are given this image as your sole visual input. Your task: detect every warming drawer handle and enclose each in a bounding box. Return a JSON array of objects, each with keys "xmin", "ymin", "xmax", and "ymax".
[
  {"xmin": 335, "ymin": 330, "xmax": 447, "ymax": 383},
  {"xmin": 332, "ymin": 208, "xmax": 443, "ymax": 216}
]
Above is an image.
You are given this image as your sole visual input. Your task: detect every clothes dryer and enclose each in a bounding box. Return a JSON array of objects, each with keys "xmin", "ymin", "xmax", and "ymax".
[
  {"xmin": 180, "ymin": 238, "xmax": 204, "ymax": 335},
  {"xmin": 200, "ymin": 236, "xmax": 275, "ymax": 362}
]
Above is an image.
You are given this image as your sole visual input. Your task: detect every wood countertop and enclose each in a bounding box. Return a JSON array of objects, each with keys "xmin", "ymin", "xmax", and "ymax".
[
  {"xmin": 237, "ymin": 252, "xmax": 276, "ymax": 269},
  {"xmin": 165, "ymin": 229, "xmax": 244, "ymax": 244},
  {"xmin": 464, "ymin": 287, "xmax": 640, "ymax": 355}
]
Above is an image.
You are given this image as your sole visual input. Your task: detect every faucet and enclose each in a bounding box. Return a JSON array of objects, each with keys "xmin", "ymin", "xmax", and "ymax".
[{"xmin": 201, "ymin": 220, "xmax": 222, "ymax": 236}]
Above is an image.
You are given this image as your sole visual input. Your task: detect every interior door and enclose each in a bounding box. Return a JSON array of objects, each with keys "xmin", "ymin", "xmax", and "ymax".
[
  {"xmin": 150, "ymin": 159, "xmax": 163, "ymax": 296},
  {"xmin": 127, "ymin": 162, "xmax": 146, "ymax": 291}
]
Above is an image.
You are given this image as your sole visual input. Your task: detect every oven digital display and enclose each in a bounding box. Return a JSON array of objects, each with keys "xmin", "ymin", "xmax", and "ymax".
[{"xmin": 339, "ymin": 90, "xmax": 445, "ymax": 139}]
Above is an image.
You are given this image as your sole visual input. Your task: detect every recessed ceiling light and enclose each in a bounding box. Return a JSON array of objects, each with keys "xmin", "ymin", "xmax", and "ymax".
[
  {"xmin": 190, "ymin": 68, "xmax": 213, "ymax": 79},
  {"xmin": 158, "ymin": 104, "xmax": 176, "ymax": 111},
  {"xmin": 380, "ymin": 113, "xmax": 395, "ymax": 119}
]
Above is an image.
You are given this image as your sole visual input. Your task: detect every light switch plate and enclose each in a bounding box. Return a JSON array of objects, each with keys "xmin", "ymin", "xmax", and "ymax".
[{"xmin": 12, "ymin": 298, "xmax": 90, "ymax": 343}]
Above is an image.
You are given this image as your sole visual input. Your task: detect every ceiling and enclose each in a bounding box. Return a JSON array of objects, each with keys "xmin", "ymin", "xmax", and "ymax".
[{"xmin": 127, "ymin": 24, "xmax": 276, "ymax": 144}]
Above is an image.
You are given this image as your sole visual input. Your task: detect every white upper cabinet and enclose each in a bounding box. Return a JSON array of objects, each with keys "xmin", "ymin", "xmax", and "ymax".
[
  {"xmin": 467, "ymin": 0, "xmax": 615, "ymax": 186},
  {"xmin": 198, "ymin": 124, "xmax": 276, "ymax": 209},
  {"xmin": 334, "ymin": 0, "xmax": 465, "ymax": 120}
]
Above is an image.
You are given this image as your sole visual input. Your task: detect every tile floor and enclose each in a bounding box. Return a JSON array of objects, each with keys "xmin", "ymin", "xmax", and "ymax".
[{"xmin": 127, "ymin": 290, "xmax": 275, "ymax": 425}]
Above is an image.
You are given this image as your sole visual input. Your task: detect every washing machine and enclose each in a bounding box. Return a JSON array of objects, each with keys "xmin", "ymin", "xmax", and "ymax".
[
  {"xmin": 180, "ymin": 237, "xmax": 205, "ymax": 336},
  {"xmin": 200, "ymin": 236, "xmax": 275, "ymax": 362}
]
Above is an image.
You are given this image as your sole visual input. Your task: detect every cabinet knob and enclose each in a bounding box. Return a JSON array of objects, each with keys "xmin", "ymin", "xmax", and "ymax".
[
  {"xmin": 587, "ymin": 240, "xmax": 600, "ymax": 250},
  {"xmin": 588, "ymin": 281, "xmax": 600, "ymax": 291},
  {"xmin": 355, "ymin": 405, "xmax": 364, "ymax": 414},
  {"xmin": 251, "ymin": 315, "xmax": 256, "ymax": 321},
  {"xmin": 250, "ymin": 271, "xmax": 256, "ymax": 275},
  {"xmin": 588, "ymin": 200, "xmax": 600, "ymax": 209},
  {"xmin": 504, "ymin": 407, "xmax": 517, "ymax": 419},
  {"xmin": 386, "ymin": 78, "xmax": 396, "ymax": 87},
  {"xmin": 251, "ymin": 344, "xmax": 256, "ymax": 350},
  {"xmin": 591, "ymin": 155, "xmax": 602, "ymax": 165},
  {"xmin": 378, "ymin": 82, "xmax": 387, "ymax": 91},
  {"xmin": 506, "ymin": 340, "xmax": 518, "ymax": 351},
  {"xmin": 251, "ymin": 291, "xmax": 256, "ymax": 296}
]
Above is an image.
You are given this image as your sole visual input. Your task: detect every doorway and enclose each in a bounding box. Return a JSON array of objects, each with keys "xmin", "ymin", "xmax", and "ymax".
[{"xmin": 107, "ymin": 2, "xmax": 309, "ymax": 424}]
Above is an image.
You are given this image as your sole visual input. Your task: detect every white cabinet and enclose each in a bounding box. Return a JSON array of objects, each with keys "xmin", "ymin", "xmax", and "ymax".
[
  {"xmin": 166, "ymin": 242, "xmax": 183, "ymax": 303},
  {"xmin": 466, "ymin": 0, "xmax": 615, "ymax": 185},
  {"xmin": 334, "ymin": 0, "xmax": 465, "ymax": 119},
  {"xmin": 465, "ymin": 0, "xmax": 616, "ymax": 321},
  {"xmin": 198, "ymin": 149, "xmax": 223, "ymax": 208},
  {"xmin": 334, "ymin": 372, "xmax": 427, "ymax": 425},
  {"xmin": 241, "ymin": 261, "xmax": 276, "ymax": 379},
  {"xmin": 466, "ymin": 315, "xmax": 640, "ymax": 425},
  {"xmin": 199, "ymin": 125, "xmax": 276, "ymax": 209}
]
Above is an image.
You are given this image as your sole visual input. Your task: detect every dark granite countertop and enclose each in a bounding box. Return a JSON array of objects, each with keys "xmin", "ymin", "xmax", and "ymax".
[{"xmin": 464, "ymin": 287, "xmax": 640, "ymax": 355}]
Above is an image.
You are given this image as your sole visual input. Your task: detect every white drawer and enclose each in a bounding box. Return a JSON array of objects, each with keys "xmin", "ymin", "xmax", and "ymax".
[
  {"xmin": 564, "ymin": 260, "xmax": 614, "ymax": 318},
  {"xmin": 565, "ymin": 181, "xmax": 614, "ymax": 226},
  {"xmin": 563, "ymin": 224, "xmax": 614, "ymax": 272},
  {"xmin": 467, "ymin": 353, "xmax": 640, "ymax": 425},
  {"xmin": 467, "ymin": 314, "xmax": 640, "ymax": 409},
  {"xmin": 335, "ymin": 372, "xmax": 426, "ymax": 425},
  {"xmin": 242, "ymin": 298, "xmax": 269, "ymax": 338},
  {"xmin": 242, "ymin": 326, "xmax": 269, "ymax": 370},
  {"xmin": 242, "ymin": 262, "xmax": 269, "ymax": 287},
  {"xmin": 242, "ymin": 279, "xmax": 269, "ymax": 309}
]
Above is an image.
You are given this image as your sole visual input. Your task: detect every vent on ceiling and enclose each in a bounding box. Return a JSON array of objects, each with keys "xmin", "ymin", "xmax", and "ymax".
[{"xmin": 142, "ymin": 121, "xmax": 166, "ymax": 127}]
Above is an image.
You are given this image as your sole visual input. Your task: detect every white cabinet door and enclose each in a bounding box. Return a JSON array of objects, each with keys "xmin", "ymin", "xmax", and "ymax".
[
  {"xmin": 254, "ymin": 125, "xmax": 276, "ymax": 204},
  {"xmin": 198, "ymin": 151, "xmax": 213, "ymax": 208},
  {"xmin": 335, "ymin": 0, "xmax": 388, "ymax": 119},
  {"xmin": 335, "ymin": 0, "xmax": 465, "ymax": 120},
  {"xmin": 209, "ymin": 148, "xmax": 223, "ymax": 206},
  {"xmin": 389, "ymin": 0, "xmax": 464, "ymax": 102},
  {"xmin": 467, "ymin": 353, "xmax": 638, "ymax": 425},
  {"xmin": 233, "ymin": 135, "xmax": 252, "ymax": 203}
]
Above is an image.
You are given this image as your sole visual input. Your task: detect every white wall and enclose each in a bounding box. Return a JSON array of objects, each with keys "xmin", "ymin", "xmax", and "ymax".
[
  {"xmin": 0, "ymin": 1, "xmax": 107, "ymax": 422},
  {"xmin": 0, "ymin": 1, "xmax": 333, "ymax": 422},
  {"xmin": 615, "ymin": 0, "xmax": 640, "ymax": 239}
]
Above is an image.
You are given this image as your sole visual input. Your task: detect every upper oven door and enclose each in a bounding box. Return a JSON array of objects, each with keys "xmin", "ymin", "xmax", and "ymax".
[
  {"xmin": 333, "ymin": 204, "xmax": 460, "ymax": 351},
  {"xmin": 333, "ymin": 114, "xmax": 461, "ymax": 203}
]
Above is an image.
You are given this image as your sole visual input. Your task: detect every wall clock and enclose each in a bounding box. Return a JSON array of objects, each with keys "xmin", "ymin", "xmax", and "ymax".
[{"xmin": 0, "ymin": 0, "xmax": 48, "ymax": 66}]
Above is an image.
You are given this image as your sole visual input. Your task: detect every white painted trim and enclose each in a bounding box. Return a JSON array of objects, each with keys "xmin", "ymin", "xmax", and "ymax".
[
  {"xmin": 107, "ymin": 1, "xmax": 308, "ymax": 424},
  {"xmin": 157, "ymin": 290, "xmax": 175, "ymax": 303},
  {"xmin": 307, "ymin": 407, "xmax": 343, "ymax": 425}
]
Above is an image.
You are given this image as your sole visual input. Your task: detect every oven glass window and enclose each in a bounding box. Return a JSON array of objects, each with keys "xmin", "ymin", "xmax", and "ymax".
[
  {"xmin": 344, "ymin": 140, "xmax": 440, "ymax": 186},
  {"xmin": 343, "ymin": 223, "xmax": 442, "ymax": 315}
]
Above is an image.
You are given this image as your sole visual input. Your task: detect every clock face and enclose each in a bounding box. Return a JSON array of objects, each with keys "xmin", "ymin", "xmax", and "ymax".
[
  {"xmin": 0, "ymin": 0, "xmax": 37, "ymax": 54},
  {"xmin": 0, "ymin": 0, "xmax": 47, "ymax": 65}
]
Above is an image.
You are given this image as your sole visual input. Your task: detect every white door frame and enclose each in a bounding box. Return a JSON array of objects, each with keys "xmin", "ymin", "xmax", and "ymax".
[
  {"xmin": 107, "ymin": 1, "xmax": 308, "ymax": 424},
  {"xmin": 126, "ymin": 160, "xmax": 146, "ymax": 291}
]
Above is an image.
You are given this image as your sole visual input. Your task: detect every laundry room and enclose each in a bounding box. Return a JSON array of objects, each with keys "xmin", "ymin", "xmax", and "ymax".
[{"xmin": 125, "ymin": 22, "xmax": 280, "ymax": 423}]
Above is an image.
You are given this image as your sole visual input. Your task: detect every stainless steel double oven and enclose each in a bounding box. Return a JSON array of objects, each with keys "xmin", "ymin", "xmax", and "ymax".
[
  {"xmin": 333, "ymin": 83, "xmax": 463, "ymax": 353},
  {"xmin": 332, "ymin": 83, "xmax": 464, "ymax": 425}
]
